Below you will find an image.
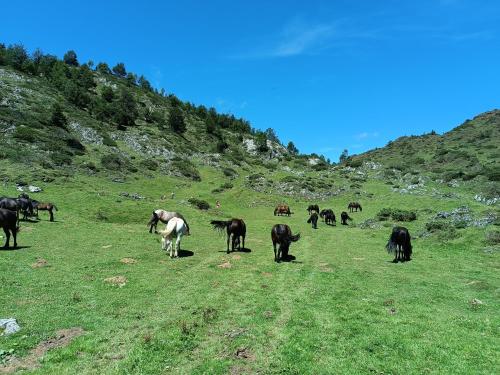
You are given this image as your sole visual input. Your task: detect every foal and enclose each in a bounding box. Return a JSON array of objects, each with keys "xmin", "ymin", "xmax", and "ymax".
[{"xmin": 159, "ymin": 217, "xmax": 188, "ymax": 258}]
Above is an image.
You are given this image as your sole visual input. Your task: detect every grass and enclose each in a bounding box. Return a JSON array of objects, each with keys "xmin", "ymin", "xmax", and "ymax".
[{"xmin": 0, "ymin": 164, "xmax": 498, "ymax": 374}]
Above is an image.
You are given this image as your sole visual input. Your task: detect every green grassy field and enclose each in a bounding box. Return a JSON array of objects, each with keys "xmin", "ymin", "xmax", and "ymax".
[{"xmin": 0, "ymin": 165, "xmax": 498, "ymax": 374}]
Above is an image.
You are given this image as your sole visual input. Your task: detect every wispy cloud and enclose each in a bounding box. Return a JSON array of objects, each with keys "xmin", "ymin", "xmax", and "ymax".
[
  {"xmin": 270, "ymin": 22, "xmax": 335, "ymax": 57},
  {"xmin": 355, "ymin": 131, "xmax": 379, "ymax": 140}
]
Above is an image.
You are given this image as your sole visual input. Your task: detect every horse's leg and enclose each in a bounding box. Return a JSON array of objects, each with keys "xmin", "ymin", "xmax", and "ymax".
[
  {"xmin": 227, "ymin": 234, "xmax": 231, "ymax": 253},
  {"xmin": 161, "ymin": 237, "xmax": 166, "ymax": 250},
  {"xmin": 49, "ymin": 208, "xmax": 54, "ymax": 222},
  {"xmin": 175, "ymin": 234, "xmax": 180, "ymax": 258},
  {"xmin": 242, "ymin": 234, "xmax": 245, "ymax": 250},
  {"xmin": 273, "ymin": 242, "xmax": 278, "ymax": 262},
  {"xmin": 11, "ymin": 227, "xmax": 17, "ymax": 248},
  {"xmin": 168, "ymin": 239, "xmax": 173, "ymax": 258},
  {"xmin": 3, "ymin": 227, "xmax": 10, "ymax": 248}
]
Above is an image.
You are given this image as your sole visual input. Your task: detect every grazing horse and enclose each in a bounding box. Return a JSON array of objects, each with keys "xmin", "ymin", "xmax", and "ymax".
[
  {"xmin": 307, "ymin": 204, "xmax": 320, "ymax": 214},
  {"xmin": 274, "ymin": 204, "xmax": 291, "ymax": 216},
  {"xmin": 319, "ymin": 209, "xmax": 333, "ymax": 220},
  {"xmin": 31, "ymin": 200, "xmax": 57, "ymax": 222},
  {"xmin": 148, "ymin": 209, "xmax": 189, "ymax": 234},
  {"xmin": 324, "ymin": 211, "xmax": 336, "ymax": 225},
  {"xmin": 386, "ymin": 226, "xmax": 412, "ymax": 263},
  {"xmin": 271, "ymin": 224, "xmax": 300, "ymax": 262},
  {"xmin": 0, "ymin": 198, "xmax": 25, "ymax": 222},
  {"xmin": 210, "ymin": 218, "xmax": 246, "ymax": 253},
  {"xmin": 0, "ymin": 208, "xmax": 19, "ymax": 249},
  {"xmin": 159, "ymin": 217, "xmax": 188, "ymax": 258},
  {"xmin": 340, "ymin": 211, "xmax": 352, "ymax": 225},
  {"xmin": 307, "ymin": 212, "xmax": 319, "ymax": 229},
  {"xmin": 348, "ymin": 202, "xmax": 362, "ymax": 212}
]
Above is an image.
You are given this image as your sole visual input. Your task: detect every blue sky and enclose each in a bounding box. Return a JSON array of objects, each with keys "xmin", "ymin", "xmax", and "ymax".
[{"xmin": 2, "ymin": 0, "xmax": 499, "ymax": 160}]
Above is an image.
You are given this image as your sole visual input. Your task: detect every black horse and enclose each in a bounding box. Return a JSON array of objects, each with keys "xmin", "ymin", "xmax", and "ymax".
[
  {"xmin": 271, "ymin": 224, "xmax": 300, "ymax": 262},
  {"xmin": 348, "ymin": 202, "xmax": 362, "ymax": 212},
  {"xmin": 319, "ymin": 209, "xmax": 332, "ymax": 220},
  {"xmin": 307, "ymin": 204, "xmax": 320, "ymax": 215},
  {"xmin": 0, "ymin": 197, "xmax": 34, "ymax": 221},
  {"xmin": 386, "ymin": 226, "xmax": 412, "ymax": 262},
  {"xmin": 324, "ymin": 211, "xmax": 336, "ymax": 225},
  {"xmin": 0, "ymin": 208, "xmax": 19, "ymax": 249},
  {"xmin": 210, "ymin": 218, "xmax": 246, "ymax": 253},
  {"xmin": 307, "ymin": 212, "xmax": 318, "ymax": 229},
  {"xmin": 340, "ymin": 211, "xmax": 352, "ymax": 225}
]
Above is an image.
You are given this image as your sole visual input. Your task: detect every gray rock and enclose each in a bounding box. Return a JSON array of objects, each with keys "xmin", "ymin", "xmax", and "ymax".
[{"xmin": 0, "ymin": 318, "xmax": 20, "ymax": 335}]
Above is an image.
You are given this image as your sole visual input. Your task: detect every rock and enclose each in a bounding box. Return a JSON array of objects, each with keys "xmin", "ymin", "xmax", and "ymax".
[
  {"xmin": 0, "ymin": 318, "xmax": 20, "ymax": 335},
  {"xmin": 28, "ymin": 185, "xmax": 42, "ymax": 193}
]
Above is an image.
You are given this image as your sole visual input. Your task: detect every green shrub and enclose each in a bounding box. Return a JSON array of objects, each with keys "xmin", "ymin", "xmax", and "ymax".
[
  {"xmin": 13, "ymin": 126, "xmax": 35, "ymax": 142},
  {"xmin": 140, "ymin": 159, "xmax": 159, "ymax": 171},
  {"xmin": 485, "ymin": 231, "xmax": 500, "ymax": 245},
  {"xmin": 425, "ymin": 220, "xmax": 451, "ymax": 232},
  {"xmin": 222, "ymin": 167, "xmax": 238, "ymax": 178},
  {"xmin": 280, "ymin": 176, "xmax": 298, "ymax": 183},
  {"xmin": 95, "ymin": 209, "xmax": 108, "ymax": 221},
  {"xmin": 102, "ymin": 134, "xmax": 117, "ymax": 147},
  {"xmin": 188, "ymin": 198, "xmax": 210, "ymax": 210},
  {"xmin": 377, "ymin": 208, "xmax": 417, "ymax": 222},
  {"xmin": 101, "ymin": 154, "xmax": 126, "ymax": 171},
  {"xmin": 171, "ymin": 158, "xmax": 201, "ymax": 181},
  {"xmin": 211, "ymin": 182, "xmax": 233, "ymax": 193}
]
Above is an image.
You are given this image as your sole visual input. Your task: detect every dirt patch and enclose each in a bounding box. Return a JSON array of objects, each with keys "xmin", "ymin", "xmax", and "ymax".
[
  {"xmin": 224, "ymin": 328, "xmax": 247, "ymax": 339},
  {"xmin": 230, "ymin": 365, "xmax": 253, "ymax": 375},
  {"xmin": 261, "ymin": 272, "xmax": 272, "ymax": 277},
  {"xmin": 383, "ymin": 299, "xmax": 394, "ymax": 306},
  {"xmin": 235, "ymin": 347, "xmax": 255, "ymax": 361},
  {"xmin": 232, "ymin": 254, "xmax": 241, "ymax": 260},
  {"xmin": 120, "ymin": 258, "xmax": 137, "ymax": 264},
  {"xmin": 218, "ymin": 261, "xmax": 232, "ymax": 269},
  {"xmin": 0, "ymin": 327, "xmax": 84, "ymax": 374},
  {"xmin": 263, "ymin": 311, "xmax": 273, "ymax": 319},
  {"xmin": 31, "ymin": 258, "xmax": 49, "ymax": 269},
  {"xmin": 388, "ymin": 307, "xmax": 397, "ymax": 315},
  {"xmin": 352, "ymin": 257, "xmax": 365, "ymax": 261},
  {"xmin": 104, "ymin": 276, "xmax": 127, "ymax": 287},
  {"xmin": 102, "ymin": 245, "xmax": 112, "ymax": 249},
  {"xmin": 318, "ymin": 263, "xmax": 333, "ymax": 273}
]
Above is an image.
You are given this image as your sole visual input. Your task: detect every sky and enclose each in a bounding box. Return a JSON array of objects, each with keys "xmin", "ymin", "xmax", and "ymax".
[{"xmin": 2, "ymin": 0, "xmax": 499, "ymax": 160}]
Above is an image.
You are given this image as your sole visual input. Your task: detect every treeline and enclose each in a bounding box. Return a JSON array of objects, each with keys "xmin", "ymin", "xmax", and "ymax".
[{"xmin": 0, "ymin": 43, "xmax": 254, "ymax": 136}]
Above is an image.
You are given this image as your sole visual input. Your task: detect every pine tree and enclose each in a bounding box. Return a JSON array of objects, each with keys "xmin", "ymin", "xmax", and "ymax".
[{"xmin": 168, "ymin": 107, "xmax": 186, "ymax": 134}]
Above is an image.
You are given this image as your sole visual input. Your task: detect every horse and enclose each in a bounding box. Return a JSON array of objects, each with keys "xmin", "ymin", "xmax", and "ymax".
[
  {"xmin": 16, "ymin": 198, "xmax": 34, "ymax": 220},
  {"xmin": 340, "ymin": 211, "xmax": 352, "ymax": 225},
  {"xmin": 271, "ymin": 224, "xmax": 300, "ymax": 262},
  {"xmin": 0, "ymin": 198, "xmax": 22, "ymax": 222},
  {"xmin": 307, "ymin": 212, "xmax": 318, "ymax": 229},
  {"xmin": 307, "ymin": 204, "xmax": 320, "ymax": 214},
  {"xmin": 348, "ymin": 202, "xmax": 362, "ymax": 212},
  {"xmin": 0, "ymin": 208, "xmax": 19, "ymax": 249},
  {"xmin": 386, "ymin": 226, "xmax": 412, "ymax": 263},
  {"xmin": 159, "ymin": 217, "xmax": 188, "ymax": 258},
  {"xmin": 210, "ymin": 218, "xmax": 246, "ymax": 253},
  {"xmin": 324, "ymin": 211, "xmax": 336, "ymax": 226},
  {"xmin": 31, "ymin": 200, "xmax": 57, "ymax": 222},
  {"xmin": 148, "ymin": 209, "xmax": 189, "ymax": 234},
  {"xmin": 274, "ymin": 204, "xmax": 291, "ymax": 216}
]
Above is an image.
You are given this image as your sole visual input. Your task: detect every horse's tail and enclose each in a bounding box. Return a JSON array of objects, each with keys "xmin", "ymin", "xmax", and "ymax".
[
  {"xmin": 386, "ymin": 231, "xmax": 398, "ymax": 254},
  {"xmin": 307, "ymin": 216, "xmax": 312, "ymax": 223},
  {"xmin": 210, "ymin": 220, "xmax": 230, "ymax": 232},
  {"xmin": 159, "ymin": 223, "xmax": 175, "ymax": 238},
  {"xmin": 359, "ymin": 204, "xmax": 362, "ymax": 212},
  {"xmin": 289, "ymin": 233, "xmax": 300, "ymax": 242},
  {"xmin": 147, "ymin": 211, "xmax": 158, "ymax": 227}
]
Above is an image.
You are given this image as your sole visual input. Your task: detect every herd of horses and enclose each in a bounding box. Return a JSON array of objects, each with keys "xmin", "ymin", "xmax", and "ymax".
[
  {"xmin": 0, "ymin": 192, "xmax": 412, "ymax": 263},
  {"xmin": 145, "ymin": 201, "xmax": 412, "ymax": 263},
  {"xmin": 0, "ymin": 193, "xmax": 59, "ymax": 250}
]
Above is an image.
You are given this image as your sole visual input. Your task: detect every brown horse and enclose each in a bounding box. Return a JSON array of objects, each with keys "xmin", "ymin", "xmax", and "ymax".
[
  {"xmin": 210, "ymin": 219, "xmax": 246, "ymax": 253},
  {"xmin": 340, "ymin": 211, "xmax": 352, "ymax": 225},
  {"xmin": 0, "ymin": 208, "xmax": 19, "ymax": 249},
  {"xmin": 307, "ymin": 204, "xmax": 320, "ymax": 214},
  {"xmin": 32, "ymin": 201, "xmax": 58, "ymax": 222},
  {"xmin": 271, "ymin": 224, "xmax": 300, "ymax": 262},
  {"xmin": 386, "ymin": 226, "xmax": 412, "ymax": 262},
  {"xmin": 307, "ymin": 212, "xmax": 319, "ymax": 229},
  {"xmin": 274, "ymin": 204, "xmax": 291, "ymax": 216},
  {"xmin": 348, "ymin": 202, "xmax": 362, "ymax": 212}
]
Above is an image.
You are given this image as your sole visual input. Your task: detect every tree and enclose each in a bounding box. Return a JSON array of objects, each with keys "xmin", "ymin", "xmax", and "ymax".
[
  {"xmin": 125, "ymin": 72, "xmax": 137, "ymax": 86},
  {"xmin": 206, "ymin": 116, "xmax": 217, "ymax": 134},
  {"xmin": 50, "ymin": 103, "xmax": 67, "ymax": 128},
  {"xmin": 138, "ymin": 75, "xmax": 152, "ymax": 91},
  {"xmin": 101, "ymin": 86, "xmax": 114, "ymax": 102},
  {"xmin": 255, "ymin": 132, "xmax": 269, "ymax": 153},
  {"xmin": 63, "ymin": 50, "xmax": 79, "ymax": 66},
  {"xmin": 168, "ymin": 107, "xmax": 186, "ymax": 134},
  {"xmin": 287, "ymin": 141, "xmax": 299, "ymax": 155},
  {"xmin": 5, "ymin": 44, "xmax": 28, "ymax": 70},
  {"xmin": 113, "ymin": 88, "xmax": 138, "ymax": 129},
  {"xmin": 96, "ymin": 62, "xmax": 111, "ymax": 74},
  {"xmin": 339, "ymin": 149, "xmax": 349, "ymax": 163},
  {"xmin": 112, "ymin": 62, "xmax": 127, "ymax": 77},
  {"xmin": 64, "ymin": 81, "xmax": 90, "ymax": 108},
  {"xmin": 264, "ymin": 128, "xmax": 279, "ymax": 143}
]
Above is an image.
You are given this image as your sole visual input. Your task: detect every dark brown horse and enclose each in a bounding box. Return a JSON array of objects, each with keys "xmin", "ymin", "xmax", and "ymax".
[
  {"xmin": 0, "ymin": 208, "xmax": 19, "ymax": 249},
  {"xmin": 210, "ymin": 218, "xmax": 246, "ymax": 253},
  {"xmin": 274, "ymin": 204, "xmax": 291, "ymax": 216},
  {"xmin": 32, "ymin": 201, "xmax": 58, "ymax": 222},
  {"xmin": 307, "ymin": 212, "xmax": 318, "ymax": 229},
  {"xmin": 307, "ymin": 204, "xmax": 320, "ymax": 214},
  {"xmin": 348, "ymin": 202, "xmax": 362, "ymax": 212},
  {"xmin": 324, "ymin": 211, "xmax": 336, "ymax": 225},
  {"xmin": 271, "ymin": 224, "xmax": 300, "ymax": 262},
  {"xmin": 386, "ymin": 226, "xmax": 412, "ymax": 262},
  {"xmin": 340, "ymin": 211, "xmax": 352, "ymax": 225}
]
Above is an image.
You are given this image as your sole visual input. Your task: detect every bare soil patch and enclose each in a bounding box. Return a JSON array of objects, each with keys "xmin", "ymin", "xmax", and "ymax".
[
  {"xmin": 31, "ymin": 258, "xmax": 49, "ymax": 269},
  {"xmin": 120, "ymin": 258, "xmax": 137, "ymax": 264},
  {"xmin": 0, "ymin": 327, "xmax": 84, "ymax": 374},
  {"xmin": 104, "ymin": 276, "xmax": 127, "ymax": 287}
]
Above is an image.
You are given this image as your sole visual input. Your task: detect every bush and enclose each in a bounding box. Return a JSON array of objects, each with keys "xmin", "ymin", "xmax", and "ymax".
[
  {"xmin": 101, "ymin": 154, "xmax": 127, "ymax": 171},
  {"xmin": 188, "ymin": 198, "xmax": 210, "ymax": 210},
  {"xmin": 102, "ymin": 134, "xmax": 117, "ymax": 147},
  {"xmin": 212, "ymin": 182, "xmax": 233, "ymax": 193},
  {"xmin": 377, "ymin": 208, "xmax": 417, "ymax": 222},
  {"xmin": 485, "ymin": 231, "xmax": 500, "ymax": 245},
  {"xmin": 222, "ymin": 167, "xmax": 237, "ymax": 178},
  {"xmin": 139, "ymin": 159, "xmax": 159, "ymax": 171},
  {"xmin": 425, "ymin": 220, "xmax": 452, "ymax": 232},
  {"xmin": 171, "ymin": 158, "xmax": 200, "ymax": 181},
  {"xmin": 13, "ymin": 126, "xmax": 35, "ymax": 142}
]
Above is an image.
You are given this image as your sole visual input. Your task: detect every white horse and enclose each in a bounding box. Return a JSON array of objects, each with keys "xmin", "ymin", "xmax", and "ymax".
[
  {"xmin": 159, "ymin": 217, "xmax": 188, "ymax": 258},
  {"xmin": 148, "ymin": 209, "xmax": 190, "ymax": 234}
]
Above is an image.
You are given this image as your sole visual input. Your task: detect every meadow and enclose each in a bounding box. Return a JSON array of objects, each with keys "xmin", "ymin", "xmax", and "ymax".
[{"xmin": 0, "ymin": 165, "xmax": 498, "ymax": 374}]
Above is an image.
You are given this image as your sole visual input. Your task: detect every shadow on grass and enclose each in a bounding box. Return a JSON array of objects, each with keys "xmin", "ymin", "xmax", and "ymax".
[
  {"xmin": 177, "ymin": 249, "xmax": 194, "ymax": 257},
  {"xmin": 1, "ymin": 246, "xmax": 32, "ymax": 251},
  {"xmin": 218, "ymin": 247, "xmax": 252, "ymax": 253}
]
